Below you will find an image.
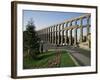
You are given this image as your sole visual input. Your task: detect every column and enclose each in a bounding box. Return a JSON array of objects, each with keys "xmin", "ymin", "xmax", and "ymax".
[
  {"xmin": 55, "ymin": 25, "xmax": 57, "ymax": 44},
  {"xmin": 46, "ymin": 28, "xmax": 47, "ymax": 42},
  {"xmin": 58, "ymin": 24, "xmax": 61, "ymax": 45},
  {"xmin": 69, "ymin": 21, "xmax": 72, "ymax": 45},
  {"xmin": 49, "ymin": 27, "xmax": 50, "ymax": 42},
  {"xmin": 44, "ymin": 29, "xmax": 45, "ymax": 41},
  {"xmin": 45, "ymin": 29, "xmax": 47, "ymax": 41},
  {"xmin": 51, "ymin": 27, "xmax": 52, "ymax": 43},
  {"xmin": 50, "ymin": 27, "xmax": 52, "ymax": 43},
  {"xmin": 42, "ymin": 29, "xmax": 44, "ymax": 41},
  {"xmin": 80, "ymin": 18, "xmax": 83, "ymax": 43},
  {"xmin": 87, "ymin": 16, "xmax": 90, "ymax": 39},
  {"xmin": 52, "ymin": 26, "xmax": 54, "ymax": 44},
  {"xmin": 41, "ymin": 30, "xmax": 43, "ymax": 40},
  {"xmin": 74, "ymin": 20, "xmax": 77, "ymax": 46},
  {"xmin": 44, "ymin": 29, "xmax": 46, "ymax": 41},
  {"xmin": 43, "ymin": 29, "xmax": 44, "ymax": 41},
  {"xmin": 51, "ymin": 27, "xmax": 53, "ymax": 44},
  {"xmin": 69, "ymin": 29, "xmax": 72, "ymax": 45},
  {"xmin": 47, "ymin": 28, "xmax": 48, "ymax": 42},
  {"xmin": 41, "ymin": 30, "xmax": 43, "ymax": 41},
  {"xmin": 61, "ymin": 23, "xmax": 64, "ymax": 45},
  {"xmin": 87, "ymin": 16, "xmax": 91, "ymax": 48},
  {"xmin": 65, "ymin": 22, "xmax": 68, "ymax": 44},
  {"xmin": 53, "ymin": 26, "xmax": 55, "ymax": 44},
  {"xmin": 48, "ymin": 28, "xmax": 50, "ymax": 42}
]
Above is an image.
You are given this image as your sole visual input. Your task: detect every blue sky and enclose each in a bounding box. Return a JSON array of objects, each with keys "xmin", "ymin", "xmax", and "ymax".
[{"xmin": 23, "ymin": 10, "xmax": 87, "ymax": 31}]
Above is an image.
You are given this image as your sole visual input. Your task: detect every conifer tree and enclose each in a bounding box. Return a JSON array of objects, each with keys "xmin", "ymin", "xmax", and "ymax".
[{"xmin": 23, "ymin": 19, "xmax": 40, "ymax": 59}]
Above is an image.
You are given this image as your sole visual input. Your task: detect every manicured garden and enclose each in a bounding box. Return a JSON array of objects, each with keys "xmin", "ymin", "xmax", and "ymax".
[{"xmin": 23, "ymin": 50, "xmax": 77, "ymax": 69}]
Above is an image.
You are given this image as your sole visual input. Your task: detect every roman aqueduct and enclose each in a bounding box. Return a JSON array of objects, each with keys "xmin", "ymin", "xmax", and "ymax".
[{"xmin": 37, "ymin": 14, "xmax": 91, "ymax": 50}]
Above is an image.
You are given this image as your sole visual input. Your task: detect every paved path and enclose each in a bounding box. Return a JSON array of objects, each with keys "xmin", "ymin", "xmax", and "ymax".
[
  {"xmin": 66, "ymin": 49, "xmax": 90, "ymax": 66},
  {"xmin": 64, "ymin": 46, "xmax": 90, "ymax": 66}
]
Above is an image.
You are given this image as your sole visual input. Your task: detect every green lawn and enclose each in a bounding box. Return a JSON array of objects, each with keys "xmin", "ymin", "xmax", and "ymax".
[
  {"xmin": 23, "ymin": 50, "xmax": 77, "ymax": 69},
  {"xmin": 60, "ymin": 51, "xmax": 76, "ymax": 67},
  {"xmin": 23, "ymin": 51, "xmax": 56, "ymax": 69}
]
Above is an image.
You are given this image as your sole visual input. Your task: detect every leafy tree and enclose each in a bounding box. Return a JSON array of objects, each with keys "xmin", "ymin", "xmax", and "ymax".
[{"xmin": 23, "ymin": 19, "xmax": 40, "ymax": 59}]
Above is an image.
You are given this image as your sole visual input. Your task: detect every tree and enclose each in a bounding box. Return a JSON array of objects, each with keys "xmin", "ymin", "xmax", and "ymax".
[{"xmin": 23, "ymin": 19, "xmax": 40, "ymax": 59}]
